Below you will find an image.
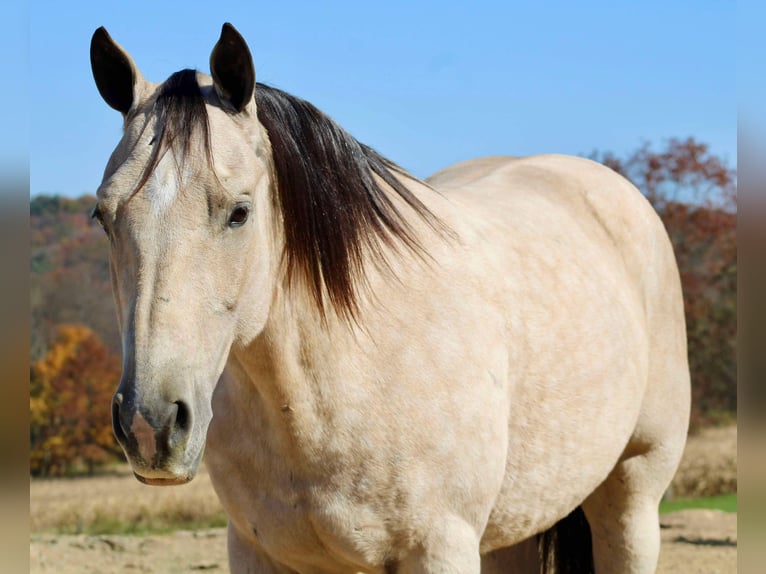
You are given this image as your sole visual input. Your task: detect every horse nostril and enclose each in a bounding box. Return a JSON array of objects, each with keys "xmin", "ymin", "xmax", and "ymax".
[
  {"xmin": 112, "ymin": 395, "xmax": 128, "ymax": 444},
  {"xmin": 174, "ymin": 400, "xmax": 191, "ymax": 433}
]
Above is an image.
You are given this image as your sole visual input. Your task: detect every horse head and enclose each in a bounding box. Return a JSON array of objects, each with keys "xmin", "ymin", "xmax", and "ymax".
[{"xmin": 91, "ymin": 24, "xmax": 276, "ymax": 484}]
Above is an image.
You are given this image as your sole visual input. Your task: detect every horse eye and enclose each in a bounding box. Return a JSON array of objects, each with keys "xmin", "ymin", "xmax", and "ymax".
[
  {"xmin": 91, "ymin": 206, "xmax": 106, "ymax": 229},
  {"xmin": 228, "ymin": 205, "xmax": 250, "ymax": 227},
  {"xmin": 90, "ymin": 205, "xmax": 112, "ymax": 240}
]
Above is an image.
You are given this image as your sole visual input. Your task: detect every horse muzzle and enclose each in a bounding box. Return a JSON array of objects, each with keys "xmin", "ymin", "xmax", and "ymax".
[{"xmin": 112, "ymin": 391, "xmax": 203, "ymax": 485}]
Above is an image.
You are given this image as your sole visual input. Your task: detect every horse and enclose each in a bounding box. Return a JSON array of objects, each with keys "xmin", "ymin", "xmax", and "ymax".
[{"xmin": 89, "ymin": 23, "xmax": 690, "ymax": 573}]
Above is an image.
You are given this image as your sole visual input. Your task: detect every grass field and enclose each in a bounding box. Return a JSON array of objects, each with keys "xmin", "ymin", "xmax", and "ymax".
[
  {"xmin": 30, "ymin": 425, "xmax": 737, "ymax": 536},
  {"xmin": 31, "ymin": 465, "xmax": 737, "ymax": 536},
  {"xmin": 30, "ymin": 463, "xmax": 227, "ymax": 536},
  {"xmin": 660, "ymin": 492, "xmax": 737, "ymax": 514}
]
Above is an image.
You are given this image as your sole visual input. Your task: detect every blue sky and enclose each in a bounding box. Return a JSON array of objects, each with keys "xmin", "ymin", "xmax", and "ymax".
[{"xmin": 29, "ymin": 0, "xmax": 736, "ymax": 198}]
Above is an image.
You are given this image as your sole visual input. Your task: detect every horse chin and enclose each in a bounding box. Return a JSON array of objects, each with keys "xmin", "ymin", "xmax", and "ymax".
[
  {"xmin": 128, "ymin": 451, "xmax": 203, "ymax": 486},
  {"xmin": 133, "ymin": 472, "xmax": 193, "ymax": 486}
]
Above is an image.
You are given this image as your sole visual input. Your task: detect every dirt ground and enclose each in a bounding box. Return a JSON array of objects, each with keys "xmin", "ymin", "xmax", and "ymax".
[{"xmin": 30, "ymin": 426, "xmax": 737, "ymax": 573}]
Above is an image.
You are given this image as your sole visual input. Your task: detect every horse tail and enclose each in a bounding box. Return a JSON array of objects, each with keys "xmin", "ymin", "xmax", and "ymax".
[{"xmin": 537, "ymin": 506, "xmax": 594, "ymax": 574}]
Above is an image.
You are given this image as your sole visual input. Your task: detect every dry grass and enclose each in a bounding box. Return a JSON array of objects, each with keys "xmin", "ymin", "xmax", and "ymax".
[
  {"xmin": 670, "ymin": 424, "xmax": 737, "ymax": 498},
  {"xmin": 30, "ymin": 425, "xmax": 737, "ymax": 535},
  {"xmin": 30, "ymin": 462, "xmax": 226, "ymax": 535}
]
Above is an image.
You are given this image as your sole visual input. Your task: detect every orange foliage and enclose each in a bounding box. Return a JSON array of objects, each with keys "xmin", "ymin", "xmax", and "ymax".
[{"xmin": 30, "ymin": 324, "xmax": 122, "ymax": 476}]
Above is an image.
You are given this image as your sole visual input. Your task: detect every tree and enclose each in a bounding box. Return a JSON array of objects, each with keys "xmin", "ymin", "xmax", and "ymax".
[
  {"xmin": 592, "ymin": 138, "xmax": 737, "ymax": 429},
  {"xmin": 30, "ymin": 324, "xmax": 122, "ymax": 476},
  {"xmin": 30, "ymin": 194, "xmax": 120, "ymax": 362},
  {"xmin": 594, "ymin": 137, "xmax": 736, "ymax": 211}
]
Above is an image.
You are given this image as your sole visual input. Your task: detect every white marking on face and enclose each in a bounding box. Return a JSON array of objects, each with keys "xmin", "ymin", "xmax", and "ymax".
[
  {"xmin": 130, "ymin": 411, "xmax": 158, "ymax": 463},
  {"xmin": 147, "ymin": 151, "xmax": 192, "ymax": 215}
]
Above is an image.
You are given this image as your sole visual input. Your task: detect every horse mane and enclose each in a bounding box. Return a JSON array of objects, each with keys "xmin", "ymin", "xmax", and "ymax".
[
  {"xmin": 254, "ymin": 84, "xmax": 445, "ymax": 319},
  {"xmin": 140, "ymin": 69, "xmax": 444, "ymax": 320}
]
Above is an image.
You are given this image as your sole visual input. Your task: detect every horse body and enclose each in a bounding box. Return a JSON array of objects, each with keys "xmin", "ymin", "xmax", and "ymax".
[
  {"xmin": 204, "ymin": 155, "xmax": 687, "ymax": 572},
  {"xmin": 90, "ymin": 23, "xmax": 689, "ymax": 573}
]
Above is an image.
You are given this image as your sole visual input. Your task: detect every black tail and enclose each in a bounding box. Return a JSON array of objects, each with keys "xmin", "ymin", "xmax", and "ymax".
[{"xmin": 538, "ymin": 506, "xmax": 594, "ymax": 574}]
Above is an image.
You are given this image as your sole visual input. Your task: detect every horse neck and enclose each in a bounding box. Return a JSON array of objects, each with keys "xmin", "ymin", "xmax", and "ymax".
[
  {"xmin": 225, "ymin": 288, "xmax": 358, "ymax": 459},
  {"xmin": 226, "ymin": 167, "xmax": 456, "ymax": 426}
]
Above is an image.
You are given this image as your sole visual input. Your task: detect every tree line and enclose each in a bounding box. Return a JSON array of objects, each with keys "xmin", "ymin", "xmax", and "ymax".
[{"xmin": 29, "ymin": 137, "xmax": 736, "ymax": 476}]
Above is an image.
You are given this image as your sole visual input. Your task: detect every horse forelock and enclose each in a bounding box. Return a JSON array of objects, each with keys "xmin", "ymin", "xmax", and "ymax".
[{"xmin": 131, "ymin": 69, "xmax": 213, "ymax": 203}]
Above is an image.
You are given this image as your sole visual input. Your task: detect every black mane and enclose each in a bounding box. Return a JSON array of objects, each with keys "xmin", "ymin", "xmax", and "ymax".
[
  {"xmin": 134, "ymin": 69, "xmax": 213, "ymax": 193},
  {"xmin": 254, "ymin": 84, "xmax": 445, "ymax": 319},
  {"xmin": 142, "ymin": 69, "xmax": 444, "ymax": 320}
]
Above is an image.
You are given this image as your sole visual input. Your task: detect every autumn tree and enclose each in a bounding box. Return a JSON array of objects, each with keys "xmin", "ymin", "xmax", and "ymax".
[
  {"xmin": 592, "ymin": 138, "xmax": 737, "ymax": 429},
  {"xmin": 30, "ymin": 194, "xmax": 119, "ymax": 362},
  {"xmin": 594, "ymin": 137, "xmax": 736, "ymax": 211},
  {"xmin": 30, "ymin": 324, "xmax": 122, "ymax": 476}
]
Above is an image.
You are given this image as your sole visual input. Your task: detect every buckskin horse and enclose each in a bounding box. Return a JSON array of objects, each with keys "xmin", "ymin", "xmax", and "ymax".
[{"xmin": 90, "ymin": 23, "xmax": 689, "ymax": 573}]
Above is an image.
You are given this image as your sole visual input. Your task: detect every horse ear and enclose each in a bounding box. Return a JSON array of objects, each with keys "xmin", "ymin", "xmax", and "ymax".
[
  {"xmin": 90, "ymin": 27, "xmax": 144, "ymax": 115},
  {"xmin": 210, "ymin": 23, "xmax": 255, "ymax": 113}
]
